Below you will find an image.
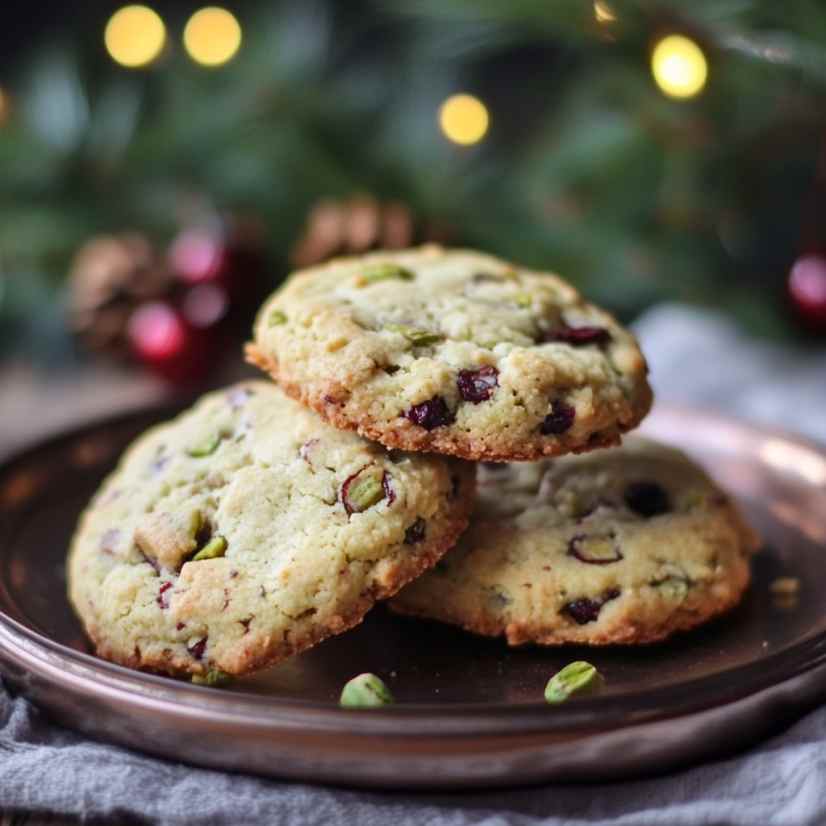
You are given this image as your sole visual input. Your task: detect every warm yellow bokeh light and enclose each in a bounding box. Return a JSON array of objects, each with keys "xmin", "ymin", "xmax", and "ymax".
[
  {"xmin": 104, "ymin": 5, "xmax": 166, "ymax": 68},
  {"xmin": 594, "ymin": 1, "xmax": 616, "ymax": 23},
  {"xmin": 651, "ymin": 34, "xmax": 708, "ymax": 100},
  {"xmin": 439, "ymin": 94, "xmax": 490, "ymax": 146},
  {"xmin": 183, "ymin": 7, "xmax": 242, "ymax": 67}
]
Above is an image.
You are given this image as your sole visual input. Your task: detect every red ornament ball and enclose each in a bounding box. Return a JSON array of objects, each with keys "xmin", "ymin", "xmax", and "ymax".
[
  {"xmin": 128, "ymin": 301, "xmax": 211, "ymax": 383},
  {"xmin": 181, "ymin": 283, "xmax": 229, "ymax": 329},
  {"xmin": 169, "ymin": 229, "xmax": 227, "ymax": 285},
  {"xmin": 789, "ymin": 254, "xmax": 826, "ymax": 329}
]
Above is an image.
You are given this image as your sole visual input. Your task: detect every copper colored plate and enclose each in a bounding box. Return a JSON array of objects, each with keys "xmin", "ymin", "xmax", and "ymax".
[{"xmin": 1, "ymin": 403, "xmax": 826, "ymax": 788}]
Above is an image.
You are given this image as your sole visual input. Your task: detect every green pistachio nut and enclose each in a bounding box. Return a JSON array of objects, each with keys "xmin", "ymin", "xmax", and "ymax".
[
  {"xmin": 385, "ymin": 323, "xmax": 443, "ymax": 346},
  {"xmin": 187, "ymin": 433, "xmax": 221, "ymax": 458},
  {"xmin": 357, "ymin": 263, "xmax": 415, "ymax": 286},
  {"xmin": 192, "ymin": 669, "xmax": 232, "ymax": 687},
  {"xmin": 192, "ymin": 535, "xmax": 227, "ymax": 561},
  {"xmin": 188, "ymin": 509, "xmax": 203, "ymax": 538},
  {"xmin": 268, "ymin": 309, "xmax": 288, "ymax": 327},
  {"xmin": 343, "ymin": 468, "xmax": 385, "ymax": 514},
  {"xmin": 514, "ymin": 292, "xmax": 533, "ymax": 308},
  {"xmin": 657, "ymin": 577, "xmax": 689, "ymax": 601},
  {"xmin": 544, "ymin": 661, "xmax": 604, "ymax": 705},
  {"xmin": 340, "ymin": 673, "xmax": 394, "ymax": 708}
]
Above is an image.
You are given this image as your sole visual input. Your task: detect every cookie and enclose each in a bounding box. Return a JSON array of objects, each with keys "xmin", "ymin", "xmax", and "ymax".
[
  {"xmin": 390, "ymin": 438, "xmax": 759, "ymax": 645},
  {"xmin": 67, "ymin": 381, "xmax": 474, "ymax": 678},
  {"xmin": 246, "ymin": 245, "xmax": 652, "ymax": 461}
]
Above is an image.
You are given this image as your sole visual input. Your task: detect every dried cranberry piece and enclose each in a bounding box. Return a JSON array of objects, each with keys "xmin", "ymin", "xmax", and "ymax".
[
  {"xmin": 188, "ymin": 637, "xmax": 207, "ymax": 660},
  {"xmin": 457, "ymin": 366, "xmax": 499, "ymax": 403},
  {"xmin": 625, "ymin": 482, "xmax": 670, "ymax": 517},
  {"xmin": 540, "ymin": 401, "xmax": 575, "ymax": 435},
  {"xmin": 176, "ymin": 622, "xmax": 186, "ymax": 631},
  {"xmin": 404, "ymin": 396, "xmax": 454, "ymax": 430},
  {"xmin": 548, "ymin": 325, "xmax": 610, "ymax": 346},
  {"xmin": 382, "ymin": 472, "xmax": 396, "ymax": 506},
  {"xmin": 239, "ymin": 617, "xmax": 252, "ymax": 634},
  {"xmin": 562, "ymin": 588, "xmax": 620, "ymax": 624},
  {"xmin": 156, "ymin": 581, "xmax": 173, "ymax": 609},
  {"xmin": 568, "ymin": 533, "xmax": 623, "ymax": 565},
  {"xmin": 404, "ymin": 518, "xmax": 426, "ymax": 545}
]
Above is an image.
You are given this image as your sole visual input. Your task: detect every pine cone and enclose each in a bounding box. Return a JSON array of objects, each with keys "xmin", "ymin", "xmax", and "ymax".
[
  {"xmin": 68, "ymin": 233, "xmax": 172, "ymax": 357},
  {"xmin": 290, "ymin": 196, "xmax": 451, "ymax": 268}
]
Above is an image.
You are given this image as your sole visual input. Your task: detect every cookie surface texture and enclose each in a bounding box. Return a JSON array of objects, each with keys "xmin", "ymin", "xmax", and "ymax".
[
  {"xmin": 391, "ymin": 438, "xmax": 759, "ymax": 645},
  {"xmin": 247, "ymin": 246, "xmax": 652, "ymax": 461},
  {"xmin": 68, "ymin": 381, "xmax": 474, "ymax": 677}
]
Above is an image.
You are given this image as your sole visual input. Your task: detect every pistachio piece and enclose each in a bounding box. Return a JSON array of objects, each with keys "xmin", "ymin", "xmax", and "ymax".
[
  {"xmin": 385, "ymin": 323, "xmax": 443, "ymax": 346},
  {"xmin": 187, "ymin": 433, "xmax": 221, "ymax": 458},
  {"xmin": 657, "ymin": 577, "xmax": 689, "ymax": 601},
  {"xmin": 340, "ymin": 673, "xmax": 394, "ymax": 708},
  {"xmin": 268, "ymin": 309, "xmax": 288, "ymax": 327},
  {"xmin": 192, "ymin": 535, "xmax": 227, "ymax": 561},
  {"xmin": 356, "ymin": 263, "xmax": 414, "ymax": 286},
  {"xmin": 188, "ymin": 509, "xmax": 203, "ymax": 539},
  {"xmin": 341, "ymin": 466, "xmax": 386, "ymax": 515},
  {"xmin": 514, "ymin": 292, "xmax": 533, "ymax": 308},
  {"xmin": 545, "ymin": 661, "xmax": 604, "ymax": 705},
  {"xmin": 192, "ymin": 669, "xmax": 232, "ymax": 687},
  {"xmin": 568, "ymin": 533, "xmax": 623, "ymax": 565}
]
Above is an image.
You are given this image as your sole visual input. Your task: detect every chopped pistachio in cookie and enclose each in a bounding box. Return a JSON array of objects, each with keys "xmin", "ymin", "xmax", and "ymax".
[
  {"xmin": 246, "ymin": 245, "xmax": 653, "ymax": 461},
  {"xmin": 390, "ymin": 437, "xmax": 760, "ymax": 646},
  {"xmin": 67, "ymin": 381, "xmax": 474, "ymax": 678}
]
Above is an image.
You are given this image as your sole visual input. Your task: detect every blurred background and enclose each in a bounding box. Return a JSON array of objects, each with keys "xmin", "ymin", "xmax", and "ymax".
[{"xmin": 2, "ymin": 0, "xmax": 826, "ymax": 446}]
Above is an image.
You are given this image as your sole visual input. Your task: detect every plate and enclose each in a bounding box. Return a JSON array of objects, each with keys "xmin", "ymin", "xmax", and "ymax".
[{"xmin": 1, "ymin": 403, "xmax": 826, "ymax": 789}]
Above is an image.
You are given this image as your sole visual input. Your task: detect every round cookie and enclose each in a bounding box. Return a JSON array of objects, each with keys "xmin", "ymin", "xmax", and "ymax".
[
  {"xmin": 246, "ymin": 245, "xmax": 652, "ymax": 462},
  {"xmin": 390, "ymin": 438, "xmax": 759, "ymax": 645},
  {"xmin": 68, "ymin": 381, "xmax": 474, "ymax": 678}
]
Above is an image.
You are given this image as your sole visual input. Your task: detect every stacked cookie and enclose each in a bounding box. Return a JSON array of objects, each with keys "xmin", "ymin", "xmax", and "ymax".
[{"xmin": 68, "ymin": 246, "xmax": 758, "ymax": 680}]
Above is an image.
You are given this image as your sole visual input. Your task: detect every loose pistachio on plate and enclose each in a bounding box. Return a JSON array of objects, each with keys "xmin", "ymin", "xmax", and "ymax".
[
  {"xmin": 340, "ymin": 673, "xmax": 395, "ymax": 708},
  {"xmin": 544, "ymin": 661, "xmax": 604, "ymax": 705}
]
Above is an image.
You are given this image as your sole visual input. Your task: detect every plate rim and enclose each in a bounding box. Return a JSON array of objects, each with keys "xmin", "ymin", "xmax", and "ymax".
[{"xmin": 1, "ymin": 401, "xmax": 826, "ymax": 737}]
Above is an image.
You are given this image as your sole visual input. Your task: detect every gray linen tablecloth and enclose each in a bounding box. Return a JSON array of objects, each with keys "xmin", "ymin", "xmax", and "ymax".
[{"xmin": 2, "ymin": 304, "xmax": 826, "ymax": 825}]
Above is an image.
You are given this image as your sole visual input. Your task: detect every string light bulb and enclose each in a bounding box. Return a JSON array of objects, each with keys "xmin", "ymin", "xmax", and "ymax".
[
  {"xmin": 594, "ymin": 1, "xmax": 616, "ymax": 23},
  {"xmin": 439, "ymin": 94, "xmax": 490, "ymax": 146},
  {"xmin": 104, "ymin": 5, "xmax": 166, "ymax": 68},
  {"xmin": 651, "ymin": 34, "xmax": 708, "ymax": 100},
  {"xmin": 183, "ymin": 7, "xmax": 242, "ymax": 67}
]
